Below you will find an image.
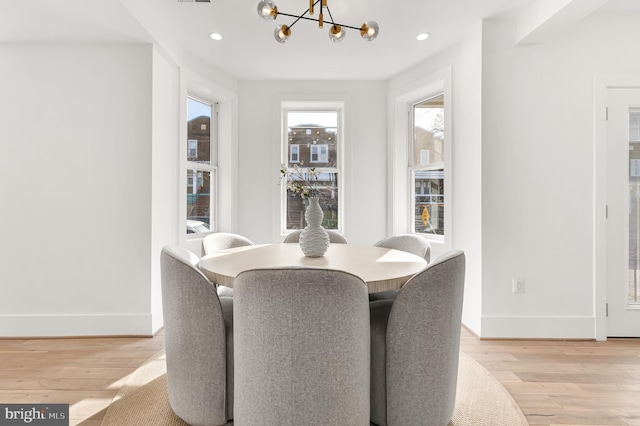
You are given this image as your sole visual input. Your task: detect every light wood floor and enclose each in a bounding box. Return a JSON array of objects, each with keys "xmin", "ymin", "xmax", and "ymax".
[
  {"xmin": 1, "ymin": 328, "xmax": 639, "ymax": 426},
  {"xmin": 459, "ymin": 328, "xmax": 640, "ymax": 426}
]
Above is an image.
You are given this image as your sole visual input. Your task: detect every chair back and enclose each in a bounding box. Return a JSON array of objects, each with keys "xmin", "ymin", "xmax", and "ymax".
[
  {"xmin": 283, "ymin": 229, "xmax": 347, "ymax": 244},
  {"xmin": 386, "ymin": 250, "xmax": 465, "ymax": 425},
  {"xmin": 233, "ymin": 267, "xmax": 370, "ymax": 425},
  {"xmin": 160, "ymin": 246, "xmax": 230, "ymax": 426},
  {"xmin": 374, "ymin": 234, "xmax": 431, "ymax": 262},
  {"xmin": 202, "ymin": 232, "xmax": 254, "ymax": 255}
]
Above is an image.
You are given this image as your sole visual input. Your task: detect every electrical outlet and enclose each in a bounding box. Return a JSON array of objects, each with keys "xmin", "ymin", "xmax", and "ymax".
[{"xmin": 512, "ymin": 278, "xmax": 525, "ymax": 294}]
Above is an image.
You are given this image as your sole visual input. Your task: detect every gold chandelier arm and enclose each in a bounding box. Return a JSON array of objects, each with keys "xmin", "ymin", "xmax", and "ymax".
[{"xmin": 277, "ymin": 11, "xmax": 362, "ymax": 32}]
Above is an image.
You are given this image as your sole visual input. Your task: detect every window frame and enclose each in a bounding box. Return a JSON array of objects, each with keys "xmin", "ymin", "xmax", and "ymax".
[
  {"xmin": 178, "ymin": 69, "xmax": 238, "ymax": 254},
  {"xmin": 409, "ymin": 93, "xmax": 445, "ymax": 241},
  {"xmin": 389, "ymin": 67, "xmax": 452, "ymax": 254},
  {"xmin": 185, "ymin": 94, "xmax": 218, "ymax": 238},
  {"xmin": 281, "ymin": 102, "xmax": 344, "ymax": 236}
]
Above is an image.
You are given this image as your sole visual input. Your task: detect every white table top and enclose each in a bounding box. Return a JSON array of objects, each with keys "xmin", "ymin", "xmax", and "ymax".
[{"xmin": 198, "ymin": 243, "xmax": 428, "ymax": 293}]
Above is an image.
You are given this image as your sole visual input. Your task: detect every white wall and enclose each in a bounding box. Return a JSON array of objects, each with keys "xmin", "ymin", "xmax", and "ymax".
[
  {"xmin": 0, "ymin": 41, "xmax": 239, "ymax": 337},
  {"xmin": 386, "ymin": 10, "xmax": 640, "ymax": 339},
  {"xmin": 237, "ymin": 81, "xmax": 388, "ymax": 245},
  {"xmin": 151, "ymin": 48, "xmax": 180, "ymax": 333},
  {"xmin": 388, "ymin": 24, "xmax": 484, "ymax": 336},
  {"xmin": 480, "ymin": 13, "xmax": 640, "ymax": 338},
  {"xmin": 0, "ymin": 44, "xmax": 155, "ymax": 336},
  {"xmin": 455, "ymin": 24, "xmax": 484, "ymax": 336}
]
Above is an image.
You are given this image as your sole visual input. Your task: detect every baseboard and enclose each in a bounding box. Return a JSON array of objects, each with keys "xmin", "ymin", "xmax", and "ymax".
[
  {"xmin": 481, "ymin": 315, "xmax": 595, "ymax": 339},
  {"xmin": 461, "ymin": 323, "xmax": 480, "ymax": 338},
  {"xmin": 0, "ymin": 314, "xmax": 153, "ymax": 338}
]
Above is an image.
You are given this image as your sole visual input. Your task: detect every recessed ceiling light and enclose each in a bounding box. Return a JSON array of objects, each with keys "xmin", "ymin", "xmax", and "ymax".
[
  {"xmin": 416, "ymin": 33, "xmax": 430, "ymax": 41},
  {"xmin": 209, "ymin": 33, "xmax": 223, "ymax": 41}
]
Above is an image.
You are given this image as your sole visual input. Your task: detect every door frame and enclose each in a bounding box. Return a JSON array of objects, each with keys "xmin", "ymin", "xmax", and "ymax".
[{"xmin": 594, "ymin": 74, "xmax": 640, "ymax": 341}]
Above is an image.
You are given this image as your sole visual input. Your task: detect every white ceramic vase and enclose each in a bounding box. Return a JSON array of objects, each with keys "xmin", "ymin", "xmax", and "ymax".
[{"xmin": 299, "ymin": 196, "xmax": 330, "ymax": 257}]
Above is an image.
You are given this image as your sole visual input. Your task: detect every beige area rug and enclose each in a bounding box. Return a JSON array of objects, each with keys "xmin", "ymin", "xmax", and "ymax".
[{"xmin": 101, "ymin": 351, "xmax": 528, "ymax": 426}]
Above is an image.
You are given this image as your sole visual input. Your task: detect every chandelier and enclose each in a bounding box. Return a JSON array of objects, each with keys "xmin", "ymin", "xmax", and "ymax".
[{"xmin": 257, "ymin": 0, "xmax": 379, "ymax": 44}]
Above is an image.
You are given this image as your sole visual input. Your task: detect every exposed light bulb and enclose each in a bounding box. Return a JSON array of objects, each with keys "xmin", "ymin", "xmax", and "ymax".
[
  {"xmin": 274, "ymin": 25, "xmax": 291, "ymax": 43},
  {"xmin": 360, "ymin": 21, "xmax": 379, "ymax": 41},
  {"xmin": 416, "ymin": 33, "xmax": 430, "ymax": 41},
  {"xmin": 209, "ymin": 33, "xmax": 223, "ymax": 41},
  {"xmin": 257, "ymin": 0, "xmax": 278, "ymax": 21},
  {"xmin": 329, "ymin": 25, "xmax": 346, "ymax": 43}
]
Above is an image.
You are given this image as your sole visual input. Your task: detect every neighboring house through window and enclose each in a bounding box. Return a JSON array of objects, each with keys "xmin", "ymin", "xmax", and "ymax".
[
  {"xmin": 411, "ymin": 94, "xmax": 445, "ymax": 236},
  {"xmin": 186, "ymin": 95, "xmax": 217, "ymax": 235},
  {"xmin": 282, "ymin": 103, "xmax": 343, "ymax": 233}
]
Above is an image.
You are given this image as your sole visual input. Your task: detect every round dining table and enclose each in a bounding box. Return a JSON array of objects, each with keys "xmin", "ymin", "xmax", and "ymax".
[{"xmin": 198, "ymin": 243, "xmax": 428, "ymax": 293}]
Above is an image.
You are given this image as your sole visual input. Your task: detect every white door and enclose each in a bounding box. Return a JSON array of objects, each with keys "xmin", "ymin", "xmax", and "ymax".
[{"xmin": 606, "ymin": 88, "xmax": 640, "ymax": 337}]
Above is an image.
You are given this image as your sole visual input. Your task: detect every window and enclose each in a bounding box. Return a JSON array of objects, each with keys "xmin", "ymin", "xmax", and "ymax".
[
  {"xmin": 410, "ymin": 94, "xmax": 444, "ymax": 236},
  {"xmin": 187, "ymin": 139, "xmax": 198, "ymax": 160},
  {"xmin": 290, "ymin": 144, "xmax": 300, "ymax": 163},
  {"xmin": 631, "ymin": 111, "xmax": 640, "ymax": 142},
  {"xmin": 186, "ymin": 96, "xmax": 217, "ymax": 234},
  {"xmin": 282, "ymin": 106, "xmax": 342, "ymax": 232},
  {"xmin": 310, "ymin": 144, "xmax": 329, "ymax": 163}
]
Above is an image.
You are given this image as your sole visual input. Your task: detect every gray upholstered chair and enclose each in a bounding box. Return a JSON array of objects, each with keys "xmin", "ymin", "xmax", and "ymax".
[
  {"xmin": 369, "ymin": 234, "xmax": 431, "ymax": 301},
  {"xmin": 233, "ymin": 267, "xmax": 370, "ymax": 425},
  {"xmin": 202, "ymin": 232, "xmax": 254, "ymax": 297},
  {"xmin": 373, "ymin": 233, "xmax": 431, "ymax": 262},
  {"xmin": 202, "ymin": 232, "xmax": 254, "ymax": 255},
  {"xmin": 160, "ymin": 246, "xmax": 233, "ymax": 426},
  {"xmin": 283, "ymin": 229, "xmax": 348, "ymax": 243},
  {"xmin": 369, "ymin": 250, "xmax": 465, "ymax": 426}
]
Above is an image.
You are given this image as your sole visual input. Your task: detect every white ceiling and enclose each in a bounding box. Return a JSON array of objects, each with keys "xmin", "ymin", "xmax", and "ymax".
[
  {"xmin": 120, "ymin": 0, "xmax": 528, "ymax": 80},
  {"xmin": 1, "ymin": 0, "xmax": 638, "ymax": 81}
]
